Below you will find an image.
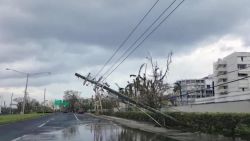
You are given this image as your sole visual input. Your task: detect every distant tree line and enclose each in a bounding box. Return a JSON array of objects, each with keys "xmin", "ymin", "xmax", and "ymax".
[{"xmin": 13, "ymin": 97, "xmax": 53, "ymax": 114}]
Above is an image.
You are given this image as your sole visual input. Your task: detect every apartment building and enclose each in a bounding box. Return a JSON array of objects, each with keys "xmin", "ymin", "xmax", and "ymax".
[
  {"xmin": 175, "ymin": 75, "xmax": 213, "ymax": 104},
  {"xmin": 213, "ymin": 52, "xmax": 250, "ymax": 96}
]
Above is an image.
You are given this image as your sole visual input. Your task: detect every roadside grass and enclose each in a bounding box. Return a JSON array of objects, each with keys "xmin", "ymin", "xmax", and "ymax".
[{"xmin": 0, "ymin": 113, "xmax": 47, "ymax": 125}]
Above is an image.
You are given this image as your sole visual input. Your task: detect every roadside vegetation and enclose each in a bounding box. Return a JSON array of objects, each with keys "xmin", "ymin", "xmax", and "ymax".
[
  {"xmin": 103, "ymin": 111, "xmax": 250, "ymax": 137},
  {"xmin": 0, "ymin": 113, "xmax": 46, "ymax": 125}
]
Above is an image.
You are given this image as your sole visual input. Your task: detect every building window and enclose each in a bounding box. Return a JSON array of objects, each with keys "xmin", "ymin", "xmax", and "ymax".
[
  {"xmin": 242, "ymin": 88, "xmax": 245, "ymax": 91},
  {"xmin": 241, "ymin": 56, "xmax": 244, "ymax": 61},
  {"xmin": 238, "ymin": 64, "xmax": 247, "ymax": 69},
  {"xmin": 206, "ymin": 90, "xmax": 212, "ymax": 94},
  {"xmin": 207, "ymin": 85, "xmax": 210, "ymax": 89},
  {"xmin": 238, "ymin": 73, "xmax": 248, "ymax": 77},
  {"xmin": 223, "ymin": 86, "xmax": 228, "ymax": 89}
]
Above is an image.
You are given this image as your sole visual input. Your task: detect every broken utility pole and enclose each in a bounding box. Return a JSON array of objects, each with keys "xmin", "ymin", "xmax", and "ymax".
[{"xmin": 75, "ymin": 73, "xmax": 179, "ymax": 124}]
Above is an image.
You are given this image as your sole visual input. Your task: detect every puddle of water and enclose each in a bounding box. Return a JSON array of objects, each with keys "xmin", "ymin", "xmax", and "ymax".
[
  {"xmin": 12, "ymin": 120, "xmax": 247, "ymax": 141},
  {"xmin": 12, "ymin": 122, "xmax": 174, "ymax": 141}
]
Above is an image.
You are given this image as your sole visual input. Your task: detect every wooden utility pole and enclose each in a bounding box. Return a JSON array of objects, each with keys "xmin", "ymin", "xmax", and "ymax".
[
  {"xmin": 43, "ymin": 88, "xmax": 46, "ymax": 114},
  {"xmin": 10, "ymin": 93, "xmax": 13, "ymax": 114},
  {"xmin": 75, "ymin": 73, "xmax": 178, "ymax": 123},
  {"xmin": 94, "ymin": 87, "xmax": 103, "ymax": 114},
  {"xmin": 0, "ymin": 95, "xmax": 2, "ymax": 114}
]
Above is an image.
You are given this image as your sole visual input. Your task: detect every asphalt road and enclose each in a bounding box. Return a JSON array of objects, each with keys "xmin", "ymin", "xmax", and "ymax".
[
  {"xmin": 0, "ymin": 113, "xmax": 82, "ymax": 141},
  {"xmin": 0, "ymin": 113, "xmax": 243, "ymax": 141}
]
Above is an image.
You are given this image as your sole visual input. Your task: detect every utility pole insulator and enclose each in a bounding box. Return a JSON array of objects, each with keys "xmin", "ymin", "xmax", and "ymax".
[{"xmin": 75, "ymin": 73, "xmax": 179, "ymax": 123}]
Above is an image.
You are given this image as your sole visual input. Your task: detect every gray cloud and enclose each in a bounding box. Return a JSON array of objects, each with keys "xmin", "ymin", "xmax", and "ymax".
[{"xmin": 0, "ymin": 0, "xmax": 250, "ymax": 101}]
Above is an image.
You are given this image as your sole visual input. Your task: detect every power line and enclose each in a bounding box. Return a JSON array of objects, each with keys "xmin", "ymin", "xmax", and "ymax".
[
  {"xmin": 100, "ymin": 0, "xmax": 177, "ymax": 78},
  {"xmin": 168, "ymin": 90, "xmax": 250, "ymax": 100},
  {"xmin": 177, "ymin": 75, "xmax": 250, "ymax": 97},
  {"xmin": 102, "ymin": 0, "xmax": 185, "ymax": 81},
  {"xmin": 170, "ymin": 64, "xmax": 250, "ymax": 94},
  {"xmin": 93, "ymin": 0, "xmax": 161, "ymax": 79},
  {"xmin": 214, "ymin": 65, "xmax": 250, "ymax": 78},
  {"xmin": 183, "ymin": 66, "xmax": 250, "ymax": 95}
]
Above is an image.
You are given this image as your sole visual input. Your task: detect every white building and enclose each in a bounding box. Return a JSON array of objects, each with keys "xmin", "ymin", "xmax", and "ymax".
[
  {"xmin": 166, "ymin": 52, "xmax": 250, "ymax": 113},
  {"xmin": 175, "ymin": 75, "xmax": 213, "ymax": 105},
  {"xmin": 194, "ymin": 52, "xmax": 250, "ymax": 104},
  {"xmin": 214, "ymin": 52, "xmax": 250, "ymax": 95}
]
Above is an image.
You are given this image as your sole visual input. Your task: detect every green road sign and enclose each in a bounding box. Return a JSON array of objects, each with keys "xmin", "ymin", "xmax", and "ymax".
[{"xmin": 54, "ymin": 99, "xmax": 70, "ymax": 107}]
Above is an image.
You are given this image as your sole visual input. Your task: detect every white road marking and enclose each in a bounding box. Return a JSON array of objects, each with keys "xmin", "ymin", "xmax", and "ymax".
[
  {"xmin": 38, "ymin": 119, "xmax": 51, "ymax": 128},
  {"xmin": 74, "ymin": 113, "xmax": 79, "ymax": 121},
  {"xmin": 11, "ymin": 135, "xmax": 28, "ymax": 141}
]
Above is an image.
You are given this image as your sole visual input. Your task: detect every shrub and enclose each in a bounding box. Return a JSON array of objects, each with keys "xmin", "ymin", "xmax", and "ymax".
[{"xmin": 103, "ymin": 111, "xmax": 250, "ymax": 137}]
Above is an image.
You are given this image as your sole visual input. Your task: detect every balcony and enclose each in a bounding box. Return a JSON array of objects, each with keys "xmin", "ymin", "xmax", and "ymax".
[
  {"xmin": 216, "ymin": 63, "xmax": 227, "ymax": 69},
  {"xmin": 238, "ymin": 68, "xmax": 250, "ymax": 74},
  {"xmin": 238, "ymin": 79, "xmax": 249, "ymax": 88},
  {"xmin": 218, "ymin": 89, "xmax": 228, "ymax": 95},
  {"xmin": 216, "ymin": 74, "xmax": 227, "ymax": 80},
  {"xmin": 217, "ymin": 66, "xmax": 227, "ymax": 71},
  {"xmin": 217, "ymin": 81, "xmax": 227, "ymax": 85},
  {"xmin": 217, "ymin": 84, "xmax": 228, "ymax": 91}
]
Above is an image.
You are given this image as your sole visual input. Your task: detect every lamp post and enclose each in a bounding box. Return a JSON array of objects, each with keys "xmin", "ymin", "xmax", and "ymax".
[{"xmin": 6, "ymin": 68, "xmax": 51, "ymax": 114}]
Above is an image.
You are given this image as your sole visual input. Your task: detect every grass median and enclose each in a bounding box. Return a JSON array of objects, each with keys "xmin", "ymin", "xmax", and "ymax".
[{"xmin": 0, "ymin": 113, "xmax": 47, "ymax": 125}]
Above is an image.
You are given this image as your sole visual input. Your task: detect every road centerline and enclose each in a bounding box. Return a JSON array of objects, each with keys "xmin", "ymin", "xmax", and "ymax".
[
  {"xmin": 38, "ymin": 119, "xmax": 51, "ymax": 128},
  {"xmin": 74, "ymin": 113, "xmax": 79, "ymax": 121}
]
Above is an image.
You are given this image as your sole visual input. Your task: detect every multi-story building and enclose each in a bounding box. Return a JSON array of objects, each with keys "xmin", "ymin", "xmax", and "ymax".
[
  {"xmin": 166, "ymin": 52, "xmax": 250, "ymax": 112},
  {"xmin": 213, "ymin": 52, "xmax": 250, "ymax": 96},
  {"xmin": 175, "ymin": 75, "xmax": 213, "ymax": 104}
]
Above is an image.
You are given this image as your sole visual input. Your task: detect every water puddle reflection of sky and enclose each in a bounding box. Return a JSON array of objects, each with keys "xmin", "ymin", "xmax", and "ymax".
[
  {"xmin": 12, "ymin": 122, "xmax": 174, "ymax": 141},
  {"xmin": 12, "ymin": 120, "xmax": 247, "ymax": 141}
]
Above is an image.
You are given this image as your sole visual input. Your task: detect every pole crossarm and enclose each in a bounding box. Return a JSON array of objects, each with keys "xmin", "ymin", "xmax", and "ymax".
[{"xmin": 75, "ymin": 73, "xmax": 179, "ymax": 124}]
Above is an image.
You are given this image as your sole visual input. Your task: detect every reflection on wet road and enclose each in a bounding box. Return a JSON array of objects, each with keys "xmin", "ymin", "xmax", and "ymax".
[
  {"xmin": 12, "ymin": 120, "xmax": 174, "ymax": 141},
  {"xmin": 10, "ymin": 113, "xmax": 247, "ymax": 141}
]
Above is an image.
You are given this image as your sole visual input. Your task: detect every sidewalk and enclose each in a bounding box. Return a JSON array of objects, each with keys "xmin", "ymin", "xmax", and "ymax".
[{"xmin": 87, "ymin": 113, "xmax": 242, "ymax": 141}]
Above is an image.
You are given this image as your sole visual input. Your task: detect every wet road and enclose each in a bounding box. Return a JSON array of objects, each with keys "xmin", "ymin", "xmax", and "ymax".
[
  {"xmin": 0, "ymin": 113, "xmax": 247, "ymax": 141},
  {"xmin": 0, "ymin": 113, "xmax": 78, "ymax": 141},
  {"xmin": 2, "ymin": 113, "xmax": 174, "ymax": 141}
]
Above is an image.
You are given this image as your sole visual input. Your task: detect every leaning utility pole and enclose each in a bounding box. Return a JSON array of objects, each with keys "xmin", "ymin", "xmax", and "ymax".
[
  {"xmin": 75, "ymin": 73, "xmax": 178, "ymax": 123},
  {"xmin": 94, "ymin": 88, "xmax": 103, "ymax": 114}
]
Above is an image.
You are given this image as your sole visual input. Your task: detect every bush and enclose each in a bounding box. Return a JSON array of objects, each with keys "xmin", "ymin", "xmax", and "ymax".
[{"xmin": 103, "ymin": 111, "xmax": 250, "ymax": 137}]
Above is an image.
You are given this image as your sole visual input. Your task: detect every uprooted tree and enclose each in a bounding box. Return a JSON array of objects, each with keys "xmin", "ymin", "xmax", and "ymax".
[{"xmin": 121, "ymin": 52, "xmax": 173, "ymax": 109}]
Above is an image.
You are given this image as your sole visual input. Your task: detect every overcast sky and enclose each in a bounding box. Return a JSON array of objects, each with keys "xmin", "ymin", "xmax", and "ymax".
[{"xmin": 0, "ymin": 0, "xmax": 250, "ymax": 105}]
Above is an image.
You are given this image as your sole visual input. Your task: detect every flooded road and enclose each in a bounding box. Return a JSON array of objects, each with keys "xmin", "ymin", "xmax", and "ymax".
[
  {"xmin": 12, "ymin": 120, "xmax": 174, "ymax": 141},
  {"xmin": 9, "ymin": 113, "xmax": 246, "ymax": 141}
]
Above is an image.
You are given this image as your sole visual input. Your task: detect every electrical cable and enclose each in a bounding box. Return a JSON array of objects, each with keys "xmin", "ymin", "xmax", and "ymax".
[
  {"xmin": 100, "ymin": 0, "xmax": 178, "ymax": 78},
  {"xmin": 93, "ymin": 0, "xmax": 161, "ymax": 79},
  {"xmin": 102, "ymin": 0, "xmax": 185, "ymax": 81}
]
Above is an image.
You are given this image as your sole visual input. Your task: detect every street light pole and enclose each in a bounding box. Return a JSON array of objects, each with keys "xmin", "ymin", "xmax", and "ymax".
[
  {"xmin": 10, "ymin": 93, "xmax": 13, "ymax": 114},
  {"xmin": 0, "ymin": 95, "xmax": 2, "ymax": 114},
  {"xmin": 6, "ymin": 68, "xmax": 50, "ymax": 114},
  {"xmin": 43, "ymin": 88, "xmax": 46, "ymax": 114},
  {"xmin": 21, "ymin": 74, "xmax": 29, "ymax": 114}
]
